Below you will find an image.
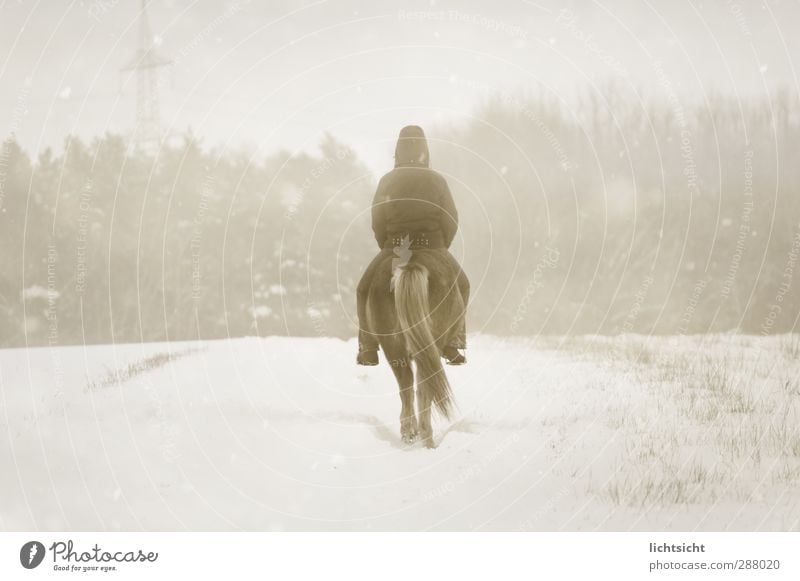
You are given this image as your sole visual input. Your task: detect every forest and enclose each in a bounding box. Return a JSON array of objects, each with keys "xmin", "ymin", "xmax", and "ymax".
[{"xmin": 2, "ymin": 88, "xmax": 798, "ymax": 347}]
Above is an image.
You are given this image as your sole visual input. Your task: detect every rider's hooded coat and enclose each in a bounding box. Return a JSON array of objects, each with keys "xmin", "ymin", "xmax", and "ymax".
[{"xmin": 370, "ymin": 126, "xmax": 458, "ymax": 249}]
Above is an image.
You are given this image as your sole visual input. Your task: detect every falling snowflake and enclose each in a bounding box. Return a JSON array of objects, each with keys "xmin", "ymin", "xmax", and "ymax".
[
  {"xmin": 250, "ymin": 305, "xmax": 272, "ymax": 318},
  {"xmin": 22, "ymin": 285, "xmax": 58, "ymax": 300}
]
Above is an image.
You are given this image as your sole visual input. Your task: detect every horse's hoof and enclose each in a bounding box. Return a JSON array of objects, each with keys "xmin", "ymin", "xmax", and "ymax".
[
  {"xmin": 401, "ymin": 431, "xmax": 418, "ymax": 444},
  {"xmin": 420, "ymin": 430, "xmax": 435, "ymax": 448}
]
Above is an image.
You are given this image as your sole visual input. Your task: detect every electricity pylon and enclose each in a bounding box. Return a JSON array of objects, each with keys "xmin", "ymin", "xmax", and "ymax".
[{"xmin": 121, "ymin": 0, "xmax": 172, "ymax": 150}]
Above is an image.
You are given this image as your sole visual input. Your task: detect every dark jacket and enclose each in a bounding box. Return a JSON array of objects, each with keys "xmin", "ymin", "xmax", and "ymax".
[{"xmin": 371, "ymin": 166, "xmax": 458, "ymax": 249}]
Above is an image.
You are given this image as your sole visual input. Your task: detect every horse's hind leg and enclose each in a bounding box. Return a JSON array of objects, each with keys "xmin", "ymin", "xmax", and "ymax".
[
  {"xmin": 387, "ymin": 349, "xmax": 417, "ymax": 444},
  {"xmin": 417, "ymin": 382, "xmax": 434, "ymax": 448}
]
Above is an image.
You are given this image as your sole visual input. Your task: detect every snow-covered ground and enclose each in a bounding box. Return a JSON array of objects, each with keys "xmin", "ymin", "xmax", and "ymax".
[{"xmin": 1, "ymin": 334, "xmax": 798, "ymax": 531}]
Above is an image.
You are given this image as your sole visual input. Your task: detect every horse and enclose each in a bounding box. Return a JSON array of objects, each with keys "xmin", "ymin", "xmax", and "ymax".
[{"xmin": 366, "ymin": 248, "xmax": 465, "ymax": 448}]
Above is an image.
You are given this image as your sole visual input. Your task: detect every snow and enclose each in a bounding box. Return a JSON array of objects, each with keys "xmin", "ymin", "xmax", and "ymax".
[
  {"xmin": 22, "ymin": 285, "xmax": 58, "ymax": 301},
  {"xmin": 1, "ymin": 334, "xmax": 798, "ymax": 531}
]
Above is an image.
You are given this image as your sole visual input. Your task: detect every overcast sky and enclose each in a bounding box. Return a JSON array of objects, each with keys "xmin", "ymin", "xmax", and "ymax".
[{"xmin": 1, "ymin": 0, "xmax": 797, "ymax": 174}]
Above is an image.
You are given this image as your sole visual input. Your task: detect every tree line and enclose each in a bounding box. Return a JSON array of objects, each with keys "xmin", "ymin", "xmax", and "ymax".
[{"xmin": 1, "ymin": 89, "xmax": 798, "ymax": 347}]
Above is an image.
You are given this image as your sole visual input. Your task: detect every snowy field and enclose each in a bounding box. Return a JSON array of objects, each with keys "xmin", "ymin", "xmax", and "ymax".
[{"xmin": 1, "ymin": 334, "xmax": 799, "ymax": 531}]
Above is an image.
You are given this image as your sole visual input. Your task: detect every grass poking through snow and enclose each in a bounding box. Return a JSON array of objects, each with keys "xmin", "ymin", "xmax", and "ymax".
[
  {"xmin": 86, "ymin": 347, "xmax": 202, "ymax": 390},
  {"xmin": 564, "ymin": 334, "xmax": 800, "ymax": 509}
]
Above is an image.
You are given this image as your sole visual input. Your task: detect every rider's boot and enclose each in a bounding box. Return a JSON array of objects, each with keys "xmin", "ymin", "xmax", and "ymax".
[
  {"xmin": 442, "ymin": 346, "xmax": 466, "ymax": 365},
  {"xmin": 357, "ymin": 325, "xmax": 380, "ymax": 366},
  {"xmin": 357, "ymin": 349, "xmax": 379, "ymax": 366}
]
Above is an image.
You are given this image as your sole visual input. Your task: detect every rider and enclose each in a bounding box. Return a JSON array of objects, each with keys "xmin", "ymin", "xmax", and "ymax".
[{"xmin": 356, "ymin": 125, "xmax": 469, "ymax": 366}]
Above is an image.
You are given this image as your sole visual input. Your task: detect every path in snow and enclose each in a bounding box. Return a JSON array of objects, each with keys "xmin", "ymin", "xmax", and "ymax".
[{"xmin": 1, "ymin": 335, "xmax": 797, "ymax": 530}]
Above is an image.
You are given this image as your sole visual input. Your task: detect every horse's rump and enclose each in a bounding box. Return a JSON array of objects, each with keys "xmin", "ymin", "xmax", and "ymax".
[{"xmin": 366, "ymin": 249, "xmax": 464, "ymax": 346}]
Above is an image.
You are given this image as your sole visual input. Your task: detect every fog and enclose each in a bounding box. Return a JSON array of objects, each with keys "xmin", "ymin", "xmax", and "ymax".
[{"xmin": 1, "ymin": 0, "xmax": 798, "ymax": 172}]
